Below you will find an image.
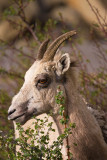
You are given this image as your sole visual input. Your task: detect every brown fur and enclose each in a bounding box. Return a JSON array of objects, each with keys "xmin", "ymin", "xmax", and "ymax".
[{"xmin": 52, "ymin": 64, "xmax": 107, "ymax": 160}]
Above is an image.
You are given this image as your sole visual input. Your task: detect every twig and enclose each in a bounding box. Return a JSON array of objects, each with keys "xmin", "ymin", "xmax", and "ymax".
[
  {"xmin": 15, "ymin": 0, "xmax": 40, "ymax": 44},
  {"xmin": 86, "ymin": 0, "xmax": 107, "ymax": 37}
]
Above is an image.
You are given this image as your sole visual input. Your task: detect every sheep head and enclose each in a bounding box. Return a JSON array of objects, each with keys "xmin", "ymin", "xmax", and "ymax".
[{"xmin": 8, "ymin": 31, "xmax": 77, "ymax": 124}]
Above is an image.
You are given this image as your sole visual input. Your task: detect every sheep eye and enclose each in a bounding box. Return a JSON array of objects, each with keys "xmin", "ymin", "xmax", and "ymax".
[
  {"xmin": 39, "ymin": 79, "xmax": 47, "ymax": 84},
  {"xmin": 36, "ymin": 74, "xmax": 51, "ymax": 89}
]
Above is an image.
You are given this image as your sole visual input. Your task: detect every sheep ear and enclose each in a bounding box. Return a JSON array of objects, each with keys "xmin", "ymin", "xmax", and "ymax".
[{"xmin": 56, "ymin": 53, "xmax": 70, "ymax": 76}]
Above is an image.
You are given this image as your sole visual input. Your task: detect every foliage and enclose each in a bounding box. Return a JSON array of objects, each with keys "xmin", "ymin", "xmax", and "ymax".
[
  {"xmin": 55, "ymin": 86, "xmax": 76, "ymax": 160},
  {"xmin": 0, "ymin": 88, "xmax": 76, "ymax": 160},
  {"xmin": 79, "ymin": 71, "xmax": 107, "ymax": 110}
]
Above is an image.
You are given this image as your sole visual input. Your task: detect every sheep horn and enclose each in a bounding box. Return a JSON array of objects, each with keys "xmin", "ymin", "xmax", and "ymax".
[
  {"xmin": 43, "ymin": 31, "xmax": 76, "ymax": 61},
  {"xmin": 37, "ymin": 39, "xmax": 50, "ymax": 60}
]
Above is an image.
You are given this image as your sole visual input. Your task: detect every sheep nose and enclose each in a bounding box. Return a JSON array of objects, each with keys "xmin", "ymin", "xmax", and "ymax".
[{"xmin": 8, "ymin": 109, "xmax": 16, "ymax": 116}]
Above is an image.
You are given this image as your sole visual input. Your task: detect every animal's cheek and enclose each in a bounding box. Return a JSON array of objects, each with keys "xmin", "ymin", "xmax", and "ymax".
[
  {"xmin": 33, "ymin": 88, "xmax": 43, "ymax": 101},
  {"xmin": 45, "ymin": 89, "xmax": 56, "ymax": 105}
]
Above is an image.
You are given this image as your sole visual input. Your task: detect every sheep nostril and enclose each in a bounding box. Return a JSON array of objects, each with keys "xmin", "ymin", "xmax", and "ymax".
[{"xmin": 8, "ymin": 109, "xmax": 16, "ymax": 116}]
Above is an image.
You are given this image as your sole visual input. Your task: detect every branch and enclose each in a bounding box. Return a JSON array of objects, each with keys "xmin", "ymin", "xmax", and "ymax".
[
  {"xmin": 14, "ymin": 0, "xmax": 40, "ymax": 44},
  {"xmin": 86, "ymin": 0, "xmax": 107, "ymax": 37}
]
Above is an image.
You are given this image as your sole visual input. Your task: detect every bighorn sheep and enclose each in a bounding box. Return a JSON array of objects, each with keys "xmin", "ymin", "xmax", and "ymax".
[{"xmin": 8, "ymin": 31, "xmax": 107, "ymax": 160}]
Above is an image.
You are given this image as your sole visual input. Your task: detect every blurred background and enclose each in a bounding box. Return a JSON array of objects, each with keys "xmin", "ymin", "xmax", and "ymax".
[{"xmin": 0, "ymin": 0, "xmax": 107, "ymax": 158}]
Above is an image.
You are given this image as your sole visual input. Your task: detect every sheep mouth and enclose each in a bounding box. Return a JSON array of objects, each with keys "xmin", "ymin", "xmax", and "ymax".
[{"xmin": 11, "ymin": 113, "xmax": 26, "ymax": 121}]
